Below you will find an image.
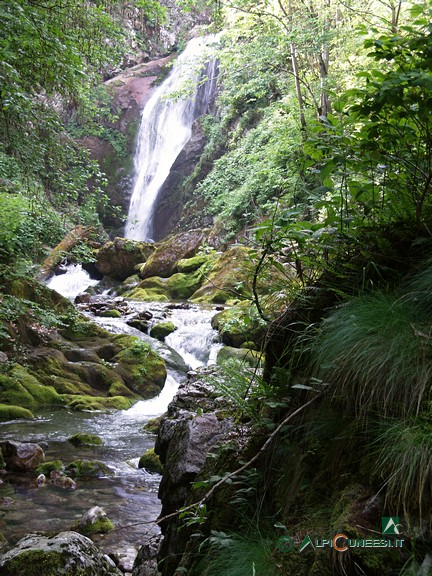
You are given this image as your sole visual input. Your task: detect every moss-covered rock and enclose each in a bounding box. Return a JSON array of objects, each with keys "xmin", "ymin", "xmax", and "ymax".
[
  {"xmin": 0, "ymin": 404, "xmax": 34, "ymax": 421},
  {"xmin": 211, "ymin": 301, "xmax": 266, "ymax": 348},
  {"xmin": 190, "ymin": 246, "xmax": 255, "ymax": 303},
  {"xmin": 66, "ymin": 459, "xmax": 112, "ymax": 478},
  {"xmin": 0, "ymin": 364, "xmax": 63, "ymax": 410},
  {"xmin": 36, "ymin": 460, "xmax": 64, "ymax": 476},
  {"xmin": 138, "ymin": 229, "xmax": 208, "ymax": 279},
  {"xmin": 74, "ymin": 506, "xmax": 114, "ymax": 537},
  {"xmin": 143, "ymin": 414, "xmax": 164, "ymax": 434},
  {"xmin": 99, "ymin": 309, "xmax": 122, "ymax": 318},
  {"xmin": 68, "ymin": 433, "xmax": 103, "ymax": 447},
  {"xmin": 138, "ymin": 448, "xmax": 163, "ymax": 474},
  {"xmin": 63, "ymin": 394, "xmax": 135, "ymax": 411},
  {"xmin": 112, "ymin": 335, "xmax": 166, "ymax": 398},
  {"xmin": 216, "ymin": 346, "xmax": 262, "ymax": 368},
  {"xmin": 150, "ymin": 321, "xmax": 177, "ymax": 342},
  {"xmin": 176, "ymin": 254, "xmax": 210, "ymax": 273},
  {"xmin": 95, "ymin": 237, "xmax": 154, "ymax": 280},
  {"xmin": 0, "ymin": 531, "xmax": 122, "ymax": 575},
  {"xmin": 123, "ymin": 287, "xmax": 170, "ymax": 302}
]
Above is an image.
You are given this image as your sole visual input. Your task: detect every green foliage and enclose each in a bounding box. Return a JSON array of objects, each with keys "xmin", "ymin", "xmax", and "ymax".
[
  {"xmin": 198, "ymin": 530, "xmax": 278, "ymax": 576},
  {"xmin": 374, "ymin": 416, "xmax": 432, "ymax": 520}
]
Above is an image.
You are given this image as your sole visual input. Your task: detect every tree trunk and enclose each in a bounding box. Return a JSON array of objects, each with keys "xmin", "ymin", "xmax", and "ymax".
[{"xmin": 38, "ymin": 225, "xmax": 93, "ymax": 280}]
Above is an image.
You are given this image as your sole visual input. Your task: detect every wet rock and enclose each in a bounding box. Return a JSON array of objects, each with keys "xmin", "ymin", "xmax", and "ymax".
[
  {"xmin": 75, "ymin": 506, "xmax": 114, "ymax": 536},
  {"xmin": 138, "ymin": 448, "xmax": 163, "ymax": 474},
  {"xmin": 138, "ymin": 229, "xmax": 208, "ymax": 279},
  {"xmin": 68, "ymin": 433, "xmax": 103, "ymax": 447},
  {"xmin": 74, "ymin": 292, "xmax": 92, "ymax": 304},
  {"xmin": 132, "ymin": 535, "xmax": 162, "ymax": 576},
  {"xmin": 0, "ymin": 530, "xmax": 122, "ymax": 575},
  {"xmin": 0, "ymin": 441, "xmax": 45, "ymax": 472},
  {"xmin": 96, "ymin": 237, "xmax": 154, "ymax": 280},
  {"xmin": 50, "ymin": 470, "xmax": 77, "ymax": 490},
  {"xmin": 149, "ymin": 321, "xmax": 177, "ymax": 342},
  {"xmin": 66, "ymin": 459, "xmax": 112, "ymax": 478},
  {"xmin": 36, "ymin": 474, "xmax": 46, "ymax": 486}
]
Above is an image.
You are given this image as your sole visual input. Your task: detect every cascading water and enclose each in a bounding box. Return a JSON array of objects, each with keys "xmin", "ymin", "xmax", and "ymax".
[
  {"xmin": 125, "ymin": 35, "xmax": 219, "ymax": 241},
  {"xmin": 46, "ymin": 264, "xmax": 99, "ymax": 299}
]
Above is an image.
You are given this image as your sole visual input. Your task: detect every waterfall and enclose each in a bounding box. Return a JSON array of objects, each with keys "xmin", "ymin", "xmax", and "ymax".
[{"xmin": 125, "ymin": 35, "xmax": 219, "ymax": 242}]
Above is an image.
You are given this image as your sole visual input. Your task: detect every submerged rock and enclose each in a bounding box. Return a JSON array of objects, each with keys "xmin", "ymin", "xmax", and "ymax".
[
  {"xmin": 68, "ymin": 433, "xmax": 104, "ymax": 447},
  {"xmin": 0, "ymin": 530, "xmax": 122, "ymax": 575}
]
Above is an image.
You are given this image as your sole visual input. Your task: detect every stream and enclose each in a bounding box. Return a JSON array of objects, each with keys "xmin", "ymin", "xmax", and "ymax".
[{"xmin": 0, "ymin": 265, "xmax": 222, "ymax": 570}]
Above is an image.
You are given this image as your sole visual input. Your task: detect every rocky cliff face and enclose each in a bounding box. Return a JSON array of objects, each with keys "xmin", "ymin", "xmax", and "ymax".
[{"xmin": 154, "ymin": 369, "xmax": 237, "ymax": 575}]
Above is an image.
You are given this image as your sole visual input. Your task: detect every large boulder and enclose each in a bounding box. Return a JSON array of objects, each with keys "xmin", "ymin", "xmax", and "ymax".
[
  {"xmin": 138, "ymin": 230, "xmax": 208, "ymax": 279},
  {"xmin": 0, "ymin": 531, "xmax": 122, "ymax": 575},
  {"xmin": 0, "ymin": 440, "xmax": 44, "ymax": 472},
  {"xmin": 95, "ymin": 237, "xmax": 154, "ymax": 280}
]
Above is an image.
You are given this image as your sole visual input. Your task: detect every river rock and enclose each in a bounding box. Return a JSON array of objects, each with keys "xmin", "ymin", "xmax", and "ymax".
[
  {"xmin": 138, "ymin": 229, "xmax": 209, "ymax": 279},
  {"xmin": 75, "ymin": 506, "xmax": 114, "ymax": 536},
  {"xmin": 132, "ymin": 534, "xmax": 162, "ymax": 576},
  {"xmin": 0, "ymin": 440, "xmax": 45, "ymax": 472},
  {"xmin": 95, "ymin": 237, "xmax": 155, "ymax": 280},
  {"xmin": 0, "ymin": 531, "xmax": 122, "ymax": 575}
]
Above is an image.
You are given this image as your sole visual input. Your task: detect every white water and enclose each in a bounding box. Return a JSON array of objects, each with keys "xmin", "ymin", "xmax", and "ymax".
[
  {"xmin": 125, "ymin": 35, "xmax": 219, "ymax": 241},
  {"xmin": 46, "ymin": 264, "xmax": 99, "ymax": 299}
]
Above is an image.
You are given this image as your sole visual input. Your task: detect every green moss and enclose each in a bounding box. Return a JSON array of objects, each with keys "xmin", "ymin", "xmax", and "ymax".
[
  {"xmin": 150, "ymin": 321, "xmax": 177, "ymax": 341},
  {"xmin": 68, "ymin": 433, "xmax": 103, "ymax": 446},
  {"xmin": 138, "ymin": 447, "xmax": 163, "ymax": 474},
  {"xmin": 36, "ymin": 460, "xmax": 64, "ymax": 475},
  {"xmin": 0, "ymin": 403, "xmax": 34, "ymax": 420},
  {"xmin": 124, "ymin": 287, "xmax": 170, "ymax": 301},
  {"xmin": 0, "ymin": 364, "xmax": 63, "ymax": 410},
  {"xmin": 2, "ymin": 550, "xmax": 64, "ymax": 576},
  {"xmin": 211, "ymin": 302, "xmax": 266, "ymax": 348},
  {"xmin": 176, "ymin": 254, "xmax": 209, "ymax": 273},
  {"xmin": 166, "ymin": 270, "xmax": 204, "ymax": 300},
  {"xmin": 143, "ymin": 415, "xmax": 164, "ymax": 434},
  {"xmin": 79, "ymin": 515, "xmax": 114, "ymax": 536},
  {"xmin": 66, "ymin": 459, "xmax": 112, "ymax": 478},
  {"xmin": 63, "ymin": 394, "xmax": 134, "ymax": 411},
  {"xmin": 216, "ymin": 346, "xmax": 262, "ymax": 368},
  {"xmin": 99, "ymin": 309, "xmax": 122, "ymax": 318}
]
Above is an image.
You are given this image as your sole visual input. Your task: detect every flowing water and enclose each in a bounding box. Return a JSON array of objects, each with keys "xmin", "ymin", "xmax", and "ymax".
[
  {"xmin": 0, "ymin": 269, "xmax": 222, "ymax": 568},
  {"xmin": 125, "ymin": 35, "xmax": 219, "ymax": 241}
]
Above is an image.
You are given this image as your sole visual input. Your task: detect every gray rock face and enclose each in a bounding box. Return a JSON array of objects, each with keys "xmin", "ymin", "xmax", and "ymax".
[
  {"xmin": 0, "ymin": 440, "xmax": 45, "ymax": 472},
  {"xmin": 0, "ymin": 531, "xmax": 122, "ymax": 575},
  {"xmin": 95, "ymin": 237, "xmax": 155, "ymax": 280},
  {"xmin": 132, "ymin": 535, "xmax": 162, "ymax": 576},
  {"xmin": 153, "ymin": 371, "xmax": 234, "ymax": 576}
]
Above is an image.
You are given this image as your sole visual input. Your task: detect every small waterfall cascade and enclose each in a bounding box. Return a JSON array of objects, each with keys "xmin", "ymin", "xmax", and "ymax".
[
  {"xmin": 125, "ymin": 35, "xmax": 219, "ymax": 241},
  {"xmin": 46, "ymin": 264, "xmax": 99, "ymax": 299}
]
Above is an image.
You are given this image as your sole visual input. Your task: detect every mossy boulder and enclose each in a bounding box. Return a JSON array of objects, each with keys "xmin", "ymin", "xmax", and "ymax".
[
  {"xmin": 99, "ymin": 309, "xmax": 122, "ymax": 318},
  {"xmin": 0, "ymin": 404, "xmax": 34, "ymax": 421},
  {"xmin": 190, "ymin": 246, "xmax": 255, "ymax": 304},
  {"xmin": 138, "ymin": 229, "xmax": 208, "ymax": 279},
  {"xmin": 111, "ymin": 335, "xmax": 166, "ymax": 398},
  {"xmin": 66, "ymin": 459, "xmax": 112, "ymax": 478},
  {"xmin": 68, "ymin": 433, "xmax": 103, "ymax": 447},
  {"xmin": 138, "ymin": 448, "xmax": 163, "ymax": 474},
  {"xmin": 150, "ymin": 321, "xmax": 177, "ymax": 342},
  {"xmin": 95, "ymin": 237, "xmax": 154, "ymax": 280},
  {"xmin": 74, "ymin": 506, "xmax": 114, "ymax": 537},
  {"xmin": 143, "ymin": 414, "xmax": 164, "ymax": 434},
  {"xmin": 211, "ymin": 301, "xmax": 266, "ymax": 348},
  {"xmin": 216, "ymin": 346, "xmax": 262, "ymax": 368},
  {"xmin": 125, "ymin": 269, "xmax": 204, "ymax": 302},
  {"xmin": 36, "ymin": 460, "xmax": 64, "ymax": 476},
  {"xmin": 0, "ymin": 364, "xmax": 64, "ymax": 410},
  {"xmin": 63, "ymin": 394, "xmax": 135, "ymax": 412},
  {"xmin": 176, "ymin": 253, "xmax": 209, "ymax": 273},
  {"xmin": 0, "ymin": 531, "xmax": 122, "ymax": 575}
]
